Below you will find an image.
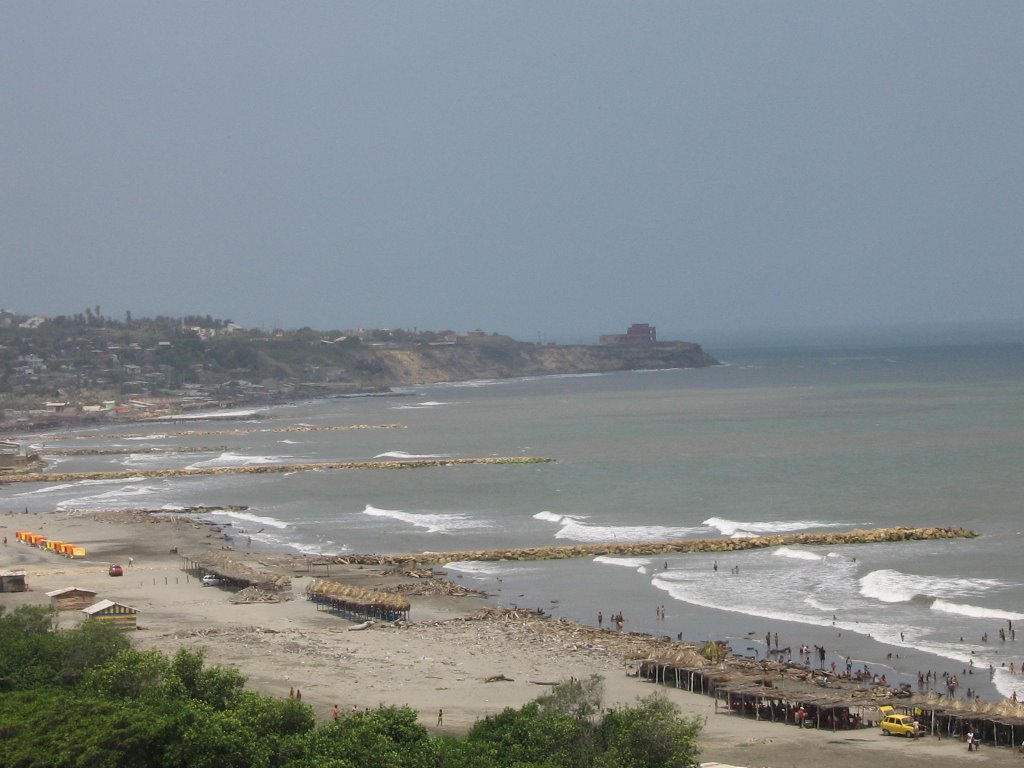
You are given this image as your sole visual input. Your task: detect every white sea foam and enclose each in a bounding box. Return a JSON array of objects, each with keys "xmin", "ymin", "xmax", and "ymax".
[
  {"xmin": 533, "ymin": 510, "xmax": 697, "ymax": 542},
  {"xmin": 859, "ymin": 569, "xmax": 1006, "ymax": 603},
  {"xmin": 185, "ymin": 452, "xmax": 288, "ymax": 469},
  {"xmin": 594, "ymin": 556, "xmax": 653, "ymax": 574},
  {"xmin": 124, "ymin": 434, "xmax": 168, "ymax": 440},
  {"xmin": 152, "ymin": 408, "xmax": 263, "ymax": 421},
  {"xmin": 554, "ymin": 519, "xmax": 700, "ymax": 543},
  {"xmin": 992, "ymin": 669, "xmax": 1024, "ymax": 701},
  {"xmin": 803, "ymin": 595, "xmax": 839, "ymax": 611},
  {"xmin": 703, "ymin": 516, "xmax": 847, "ymax": 538},
  {"xmin": 361, "ymin": 504, "xmax": 488, "ymax": 534},
  {"xmin": 55, "ymin": 483, "xmax": 166, "ymax": 510},
  {"xmin": 208, "ymin": 510, "xmax": 289, "ymax": 529},
  {"xmin": 772, "ymin": 546, "xmax": 825, "ymax": 562},
  {"xmin": 278, "ymin": 439, "xmax": 298, "ymax": 444},
  {"xmin": 930, "ymin": 600, "xmax": 1024, "ymax": 621},
  {"xmin": 287, "ymin": 540, "xmax": 344, "ymax": 556},
  {"xmin": 122, "ymin": 452, "xmax": 194, "ymax": 468},
  {"xmin": 15, "ymin": 477, "xmax": 148, "ymax": 496},
  {"xmin": 533, "ymin": 511, "xmax": 566, "ymax": 523},
  {"xmin": 444, "ymin": 561, "xmax": 506, "ymax": 577},
  {"xmin": 374, "ymin": 451, "xmax": 451, "ymax": 460}
]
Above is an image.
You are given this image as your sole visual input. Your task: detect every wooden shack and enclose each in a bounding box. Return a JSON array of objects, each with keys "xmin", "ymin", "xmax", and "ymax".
[
  {"xmin": 47, "ymin": 586, "xmax": 99, "ymax": 610},
  {"xmin": 0, "ymin": 571, "xmax": 27, "ymax": 593},
  {"xmin": 82, "ymin": 599, "xmax": 138, "ymax": 630}
]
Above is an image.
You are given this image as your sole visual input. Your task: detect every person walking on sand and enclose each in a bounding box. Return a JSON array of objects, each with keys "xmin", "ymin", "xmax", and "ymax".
[
  {"xmin": 331, "ymin": 704, "xmax": 339, "ymax": 721},
  {"xmin": 437, "ymin": 708, "xmax": 443, "ymax": 726}
]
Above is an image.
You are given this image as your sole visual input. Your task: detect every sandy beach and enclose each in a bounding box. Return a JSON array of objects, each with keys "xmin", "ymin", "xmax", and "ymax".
[{"xmin": 0, "ymin": 509, "xmax": 1012, "ymax": 768}]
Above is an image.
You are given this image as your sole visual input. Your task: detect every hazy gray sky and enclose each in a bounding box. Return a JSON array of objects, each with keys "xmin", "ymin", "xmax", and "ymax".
[{"xmin": 2, "ymin": 2, "xmax": 1022, "ymax": 342}]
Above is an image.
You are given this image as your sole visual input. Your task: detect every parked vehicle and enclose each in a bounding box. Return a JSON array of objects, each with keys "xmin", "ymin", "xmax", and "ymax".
[
  {"xmin": 201, "ymin": 574, "xmax": 224, "ymax": 586},
  {"xmin": 108, "ymin": 564, "xmax": 123, "ymax": 577},
  {"xmin": 879, "ymin": 706, "xmax": 920, "ymax": 737}
]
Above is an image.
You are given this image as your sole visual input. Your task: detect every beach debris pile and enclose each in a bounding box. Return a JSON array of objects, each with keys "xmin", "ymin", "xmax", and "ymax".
[
  {"xmin": 470, "ymin": 606, "xmax": 690, "ymax": 660},
  {"xmin": 383, "ymin": 579, "xmax": 486, "ymax": 598},
  {"xmin": 229, "ymin": 586, "xmax": 282, "ymax": 604}
]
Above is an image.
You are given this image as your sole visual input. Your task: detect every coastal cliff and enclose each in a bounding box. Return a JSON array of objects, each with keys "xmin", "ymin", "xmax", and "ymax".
[
  {"xmin": 0, "ymin": 315, "xmax": 720, "ymax": 428},
  {"xmin": 312, "ymin": 339, "xmax": 719, "ymax": 391}
]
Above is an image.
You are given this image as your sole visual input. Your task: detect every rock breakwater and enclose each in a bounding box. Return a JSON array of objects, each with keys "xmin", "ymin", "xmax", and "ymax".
[
  {"xmin": 328, "ymin": 526, "xmax": 977, "ymax": 566},
  {"xmin": 37, "ymin": 423, "xmax": 406, "ymax": 441},
  {"xmin": 2, "ymin": 456, "xmax": 555, "ymax": 483}
]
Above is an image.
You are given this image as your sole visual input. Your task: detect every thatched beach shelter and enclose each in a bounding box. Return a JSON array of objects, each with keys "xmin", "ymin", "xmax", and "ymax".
[
  {"xmin": 180, "ymin": 551, "xmax": 291, "ymax": 592},
  {"xmin": 906, "ymin": 693, "xmax": 1024, "ymax": 747},
  {"xmin": 305, "ymin": 579, "xmax": 410, "ymax": 622}
]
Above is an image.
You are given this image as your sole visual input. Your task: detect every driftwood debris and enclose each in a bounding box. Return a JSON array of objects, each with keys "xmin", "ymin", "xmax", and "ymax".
[
  {"xmin": 483, "ymin": 674, "xmax": 514, "ymax": 683},
  {"xmin": 384, "ymin": 580, "xmax": 486, "ymax": 598},
  {"xmin": 229, "ymin": 586, "xmax": 282, "ymax": 604}
]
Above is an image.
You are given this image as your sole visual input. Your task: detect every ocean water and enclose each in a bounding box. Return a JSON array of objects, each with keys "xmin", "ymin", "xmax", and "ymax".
[{"xmin": 7, "ymin": 342, "xmax": 1024, "ymax": 700}]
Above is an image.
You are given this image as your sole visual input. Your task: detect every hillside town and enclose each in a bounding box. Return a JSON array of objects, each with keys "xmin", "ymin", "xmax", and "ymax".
[{"xmin": 0, "ymin": 310, "xmax": 714, "ymax": 435}]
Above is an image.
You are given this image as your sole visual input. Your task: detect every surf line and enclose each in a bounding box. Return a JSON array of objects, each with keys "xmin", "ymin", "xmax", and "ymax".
[
  {"xmin": 1, "ymin": 456, "xmax": 555, "ymax": 483},
  {"xmin": 323, "ymin": 526, "xmax": 978, "ymax": 566}
]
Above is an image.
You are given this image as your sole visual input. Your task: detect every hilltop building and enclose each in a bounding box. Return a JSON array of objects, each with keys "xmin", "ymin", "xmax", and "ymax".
[{"xmin": 599, "ymin": 323, "xmax": 657, "ymax": 345}]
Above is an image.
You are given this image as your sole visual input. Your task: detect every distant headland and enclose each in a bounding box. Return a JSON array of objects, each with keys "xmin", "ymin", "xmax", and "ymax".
[{"xmin": 0, "ymin": 312, "xmax": 718, "ymax": 432}]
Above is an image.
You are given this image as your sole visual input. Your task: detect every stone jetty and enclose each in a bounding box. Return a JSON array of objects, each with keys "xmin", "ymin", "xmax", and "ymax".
[
  {"xmin": 325, "ymin": 526, "xmax": 977, "ymax": 566},
  {"xmin": 1, "ymin": 456, "xmax": 555, "ymax": 483},
  {"xmin": 37, "ymin": 423, "xmax": 406, "ymax": 440},
  {"xmin": 44, "ymin": 446, "xmax": 228, "ymax": 456}
]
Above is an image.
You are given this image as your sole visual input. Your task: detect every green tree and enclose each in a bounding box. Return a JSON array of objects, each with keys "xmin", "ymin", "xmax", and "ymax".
[
  {"xmin": 168, "ymin": 647, "xmax": 246, "ymax": 709},
  {"xmin": 80, "ymin": 648, "xmax": 170, "ymax": 699},
  {"xmin": 595, "ymin": 694, "xmax": 702, "ymax": 768},
  {"xmin": 467, "ymin": 702, "xmax": 590, "ymax": 768},
  {"xmin": 54, "ymin": 616, "xmax": 131, "ymax": 685},
  {"xmin": 0, "ymin": 606, "xmax": 60, "ymax": 690},
  {"xmin": 536, "ymin": 674, "xmax": 604, "ymax": 722}
]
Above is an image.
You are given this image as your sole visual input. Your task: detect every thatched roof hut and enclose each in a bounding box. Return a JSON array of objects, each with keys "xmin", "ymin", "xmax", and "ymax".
[
  {"xmin": 180, "ymin": 551, "xmax": 291, "ymax": 592},
  {"xmin": 904, "ymin": 693, "xmax": 1024, "ymax": 747},
  {"xmin": 305, "ymin": 578, "xmax": 410, "ymax": 622}
]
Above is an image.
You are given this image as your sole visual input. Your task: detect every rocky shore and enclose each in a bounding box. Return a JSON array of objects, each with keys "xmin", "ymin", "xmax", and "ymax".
[
  {"xmin": 320, "ymin": 526, "xmax": 978, "ymax": 565},
  {"xmin": 1, "ymin": 455, "xmax": 556, "ymax": 483},
  {"xmin": 32, "ymin": 423, "xmax": 407, "ymax": 441}
]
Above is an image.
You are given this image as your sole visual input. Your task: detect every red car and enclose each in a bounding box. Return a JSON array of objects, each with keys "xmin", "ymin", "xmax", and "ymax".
[{"xmin": 108, "ymin": 564, "xmax": 124, "ymax": 577}]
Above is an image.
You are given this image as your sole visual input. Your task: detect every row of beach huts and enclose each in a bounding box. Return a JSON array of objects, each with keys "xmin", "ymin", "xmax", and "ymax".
[
  {"xmin": 14, "ymin": 529, "xmax": 87, "ymax": 558},
  {"xmin": 5, "ymin": 531, "xmax": 138, "ymax": 629}
]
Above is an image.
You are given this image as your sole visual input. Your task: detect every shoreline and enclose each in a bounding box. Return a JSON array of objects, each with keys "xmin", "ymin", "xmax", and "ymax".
[{"xmin": 1, "ymin": 508, "xmax": 1018, "ymax": 767}]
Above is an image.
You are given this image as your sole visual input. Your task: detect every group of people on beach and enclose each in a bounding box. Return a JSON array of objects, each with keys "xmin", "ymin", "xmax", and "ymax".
[{"xmin": 596, "ymin": 611, "xmax": 626, "ymax": 631}]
